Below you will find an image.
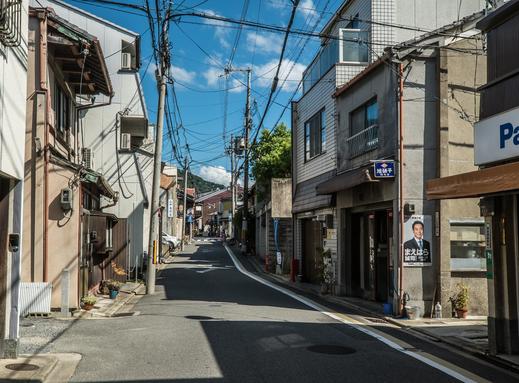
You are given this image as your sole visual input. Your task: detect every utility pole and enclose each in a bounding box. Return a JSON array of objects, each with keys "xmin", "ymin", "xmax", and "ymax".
[
  {"xmin": 181, "ymin": 156, "xmax": 188, "ymax": 250},
  {"xmin": 242, "ymin": 69, "xmax": 252, "ymax": 255},
  {"xmin": 146, "ymin": 4, "xmax": 170, "ymax": 295},
  {"xmin": 229, "ymin": 134, "xmax": 235, "ymax": 239}
]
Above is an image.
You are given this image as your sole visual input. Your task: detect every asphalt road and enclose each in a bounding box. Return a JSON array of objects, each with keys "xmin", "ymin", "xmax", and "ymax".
[{"xmin": 39, "ymin": 238, "xmax": 519, "ymax": 382}]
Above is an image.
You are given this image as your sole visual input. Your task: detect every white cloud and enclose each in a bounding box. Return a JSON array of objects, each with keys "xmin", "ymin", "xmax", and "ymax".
[
  {"xmin": 253, "ymin": 59, "xmax": 306, "ymax": 92},
  {"xmin": 201, "ymin": 9, "xmax": 230, "ymax": 49},
  {"xmin": 170, "ymin": 65, "xmax": 196, "ymax": 84},
  {"xmin": 203, "ymin": 67, "xmax": 222, "ymax": 87},
  {"xmin": 246, "ymin": 32, "xmax": 283, "ymax": 55},
  {"xmin": 299, "ymin": 0, "xmax": 318, "ymax": 19},
  {"xmin": 197, "ymin": 165, "xmax": 232, "ymax": 186}
]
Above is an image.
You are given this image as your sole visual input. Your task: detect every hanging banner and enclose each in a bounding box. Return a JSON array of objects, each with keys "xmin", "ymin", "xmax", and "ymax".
[{"xmin": 403, "ymin": 215, "xmax": 433, "ymax": 266}]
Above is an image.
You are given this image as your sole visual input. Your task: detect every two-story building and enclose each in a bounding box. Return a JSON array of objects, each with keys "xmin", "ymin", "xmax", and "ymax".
[
  {"xmin": 34, "ymin": 0, "xmax": 153, "ymax": 289},
  {"xmin": 22, "ymin": 6, "xmax": 113, "ymax": 309},
  {"xmin": 327, "ymin": 13, "xmax": 487, "ymax": 316},
  {"xmin": 292, "ymin": 0, "xmax": 486, "ymax": 289},
  {"xmin": 0, "ymin": 0, "xmax": 28, "ymax": 358}
]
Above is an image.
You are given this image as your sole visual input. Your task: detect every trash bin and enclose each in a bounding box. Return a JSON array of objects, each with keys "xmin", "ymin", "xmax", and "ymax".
[{"xmin": 406, "ymin": 306, "xmax": 421, "ymax": 320}]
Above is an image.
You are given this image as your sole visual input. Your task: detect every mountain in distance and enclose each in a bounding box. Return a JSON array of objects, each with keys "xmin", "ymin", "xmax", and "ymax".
[{"xmin": 179, "ymin": 170, "xmax": 225, "ymax": 194}]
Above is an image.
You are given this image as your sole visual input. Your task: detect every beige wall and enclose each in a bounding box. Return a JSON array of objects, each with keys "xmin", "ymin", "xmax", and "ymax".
[{"xmin": 22, "ymin": 15, "xmax": 81, "ymax": 309}]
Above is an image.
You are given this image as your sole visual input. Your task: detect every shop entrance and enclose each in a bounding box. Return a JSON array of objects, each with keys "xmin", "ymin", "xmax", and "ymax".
[
  {"xmin": 302, "ymin": 219, "xmax": 322, "ymax": 283},
  {"xmin": 347, "ymin": 209, "xmax": 392, "ymax": 301}
]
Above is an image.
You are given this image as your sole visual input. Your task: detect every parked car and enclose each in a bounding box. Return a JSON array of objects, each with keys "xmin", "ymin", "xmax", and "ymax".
[{"xmin": 162, "ymin": 232, "xmax": 180, "ymax": 250}]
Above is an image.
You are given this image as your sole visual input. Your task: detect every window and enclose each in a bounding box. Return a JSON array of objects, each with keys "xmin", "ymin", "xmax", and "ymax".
[
  {"xmin": 106, "ymin": 220, "xmax": 113, "ymax": 249},
  {"xmin": 54, "ymin": 84, "xmax": 71, "ymax": 134},
  {"xmin": 450, "ymin": 222, "xmax": 486, "ymax": 271},
  {"xmin": 350, "ymin": 98, "xmax": 378, "ymax": 136},
  {"xmin": 340, "ymin": 19, "xmax": 368, "ymax": 64},
  {"xmin": 304, "ymin": 109, "xmax": 326, "ymax": 161}
]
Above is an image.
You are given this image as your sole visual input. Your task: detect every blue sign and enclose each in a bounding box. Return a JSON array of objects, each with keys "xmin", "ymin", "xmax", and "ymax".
[
  {"xmin": 186, "ymin": 214, "xmax": 193, "ymax": 223},
  {"xmin": 373, "ymin": 160, "xmax": 395, "ymax": 178}
]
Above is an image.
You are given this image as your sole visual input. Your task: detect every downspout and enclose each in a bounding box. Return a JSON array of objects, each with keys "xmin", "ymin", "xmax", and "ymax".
[
  {"xmin": 398, "ymin": 62, "xmax": 405, "ymax": 315},
  {"xmin": 39, "ymin": 10, "xmax": 49, "ymax": 283}
]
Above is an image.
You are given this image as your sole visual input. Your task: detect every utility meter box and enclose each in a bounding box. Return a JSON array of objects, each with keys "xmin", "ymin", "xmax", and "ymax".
[{"xmin": 60, "ymin": 187, "xmax": 73, "ymax": 211}]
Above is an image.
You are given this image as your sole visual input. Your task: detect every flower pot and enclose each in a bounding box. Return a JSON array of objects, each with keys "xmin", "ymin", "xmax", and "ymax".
[
  {"xmin": 83, "ymin": 303, "xmax": 94, "ymax": 311},
  {"xmin": 109, "ymin": 289, "xmax": 119, "ymax": 299},
  {"xmin": 456, "ymin": 308, "xmax": 468, "ymax": 319}
]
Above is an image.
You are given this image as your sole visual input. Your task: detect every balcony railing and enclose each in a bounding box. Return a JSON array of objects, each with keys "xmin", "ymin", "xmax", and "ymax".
[{"xmin": 347, "ymin": 124, "xmax": 379, "ymax": 158}]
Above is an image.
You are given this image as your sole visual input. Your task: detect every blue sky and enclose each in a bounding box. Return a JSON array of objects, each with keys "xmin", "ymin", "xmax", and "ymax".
[{"xmin": 67, "ymin": 0, "xmax": 343, "ymax": 185}]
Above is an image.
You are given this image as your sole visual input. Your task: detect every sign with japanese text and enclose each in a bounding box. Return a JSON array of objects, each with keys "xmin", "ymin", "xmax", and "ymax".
[
  {"xmin": 167, "ymin": 199, "xmax": 174, "ymax": 218},
  {"xmin": 373, "ymin": 160, "xmax": 395, "ymax": 178},
  {"xmin": 403, "ymin": 215, "xmax": 432, "ymax": 267}
]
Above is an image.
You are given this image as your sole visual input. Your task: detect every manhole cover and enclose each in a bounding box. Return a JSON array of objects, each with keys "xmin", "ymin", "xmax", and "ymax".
[
  {"xmin": 5, "ymin": 363, "xmax": 40, "ymax": 371},
  {"xmin": 307, "ymin": 345, "xmax": 356, "ymax": 355},
  {"xmin": 185, "ymin": 315, "xmax": 213, "ymax": 320}
]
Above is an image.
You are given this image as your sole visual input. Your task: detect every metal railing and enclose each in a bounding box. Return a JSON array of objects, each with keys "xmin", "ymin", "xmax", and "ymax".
[
  {"xmin": 347, "ymin": 124, "xmax": 379, "ymax": 158},
  {"xmin": 0, "ymin": 0, "xmax": 22, "ymax": 47}
]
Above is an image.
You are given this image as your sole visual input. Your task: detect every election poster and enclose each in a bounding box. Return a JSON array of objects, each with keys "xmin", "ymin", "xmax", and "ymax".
[{"xmin": 403, "ymin": 215, "xmax": 432, "ymax": 266}]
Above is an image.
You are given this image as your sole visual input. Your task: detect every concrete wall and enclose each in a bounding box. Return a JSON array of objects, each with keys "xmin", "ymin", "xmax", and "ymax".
[{"xmin": 437, "ymin": 39, "xmax": 488, "ymax": 316}]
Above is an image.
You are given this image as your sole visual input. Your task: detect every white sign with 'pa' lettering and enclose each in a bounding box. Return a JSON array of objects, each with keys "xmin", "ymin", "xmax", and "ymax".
[{"xmin": 474, "ymin": 106, "xmax": 519, "ymax": 166}]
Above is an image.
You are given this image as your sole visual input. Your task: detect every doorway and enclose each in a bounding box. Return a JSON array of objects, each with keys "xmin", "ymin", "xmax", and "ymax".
[{"xmin": 302, "ymin": 219, "xmax": 322, "ymax": 283}]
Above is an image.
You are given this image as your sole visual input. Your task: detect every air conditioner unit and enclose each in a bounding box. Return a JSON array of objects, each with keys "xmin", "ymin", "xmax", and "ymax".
[
  {"xmin": 120, "ymin": 133, "xmax": 132, "ymax": 150},
  {"xmin": 121, "ymin": 52, "xmax": 132, "ymax": 70},
  {"xmin": 82, "ymin": 148, "xmax": 94, "ymax": 170}
]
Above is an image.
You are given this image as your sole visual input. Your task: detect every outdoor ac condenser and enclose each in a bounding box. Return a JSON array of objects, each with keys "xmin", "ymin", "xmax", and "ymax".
[
  {"xmin": 121, "ymin": 52, "xmax": 132, "ymax": 70},
  {"xmin": 121, "ymin": 133, "xmax": 132, "ymax": 150}
]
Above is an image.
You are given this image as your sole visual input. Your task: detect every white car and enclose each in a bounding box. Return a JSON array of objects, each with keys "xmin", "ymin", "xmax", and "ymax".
[{"xmin": 161, "ymin": 232, "xmax": 180, "ymax": 250}]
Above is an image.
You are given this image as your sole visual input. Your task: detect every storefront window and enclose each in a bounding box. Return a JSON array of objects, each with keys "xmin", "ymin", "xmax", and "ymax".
[{"xmin": 450, "ymin": 222, "xmax": 486, "ymax": 271}]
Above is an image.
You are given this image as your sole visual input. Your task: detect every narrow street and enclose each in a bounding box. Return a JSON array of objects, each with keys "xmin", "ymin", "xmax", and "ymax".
[{"xmin": 19, "ymin": 239, "xmax": 519, "ymax": 382}]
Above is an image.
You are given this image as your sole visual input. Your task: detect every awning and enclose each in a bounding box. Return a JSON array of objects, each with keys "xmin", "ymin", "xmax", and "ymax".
[
  {"xmin": 426, "ymin": 162, "xmax": 519, "ymax": 200},
  {"xmin": 293, "ymin": 170, "xmax": 335, "ymax": 214},
  {"xmin": 82, "ymin": 169, "xmax": 118, "ymax": 201},
  {"xmin": 316, "ymin": 166, "xmax": 378, "ymax": 195},
  {"xmin": 32, "ymin": 8, "xmax": 113, "ymax": 96},
  {"xmin": 160, "ymin": 174, "xmax": 175, "ymax": 190}
]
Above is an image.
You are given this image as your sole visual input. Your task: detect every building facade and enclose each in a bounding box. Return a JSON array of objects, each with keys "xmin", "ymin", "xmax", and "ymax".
[
  {"xmin": 34, "ymin": 0, "xmax": 153, "ymax": 286},
  {"xmin": 427, "ymin": 0, "xmax": 519, "ymax": 355},
  {"xmin": 292, "ymin": 0, "xmax": 486, "ymax": 287},
  {"xmin": 329, "ymin": 14, "xmax": 487, "ymax": 315},
  {"xmin": 0, "ymin": 0, "xmax": 28, "ymax": 358}
]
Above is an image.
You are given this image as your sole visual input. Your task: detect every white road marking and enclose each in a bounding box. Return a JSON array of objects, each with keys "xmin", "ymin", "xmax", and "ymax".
[{"xmin": 224, "ymin": 244, "xmax": 483, "ymax": 383}]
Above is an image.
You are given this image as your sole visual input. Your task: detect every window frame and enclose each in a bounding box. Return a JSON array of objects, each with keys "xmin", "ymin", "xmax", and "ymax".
[
  {"xmin": 350, "ymin": 97, "xmax": 378, "ymax": 137},
  {"xmin": 304, "ymin": 108, "xmax": 326, "ymax": 162},
  {"xmin": 339, "ymin": 28, "xmax": 369, "ymax": 65},
  {"xmin": 449, "ymin": 221, "xmax": 487, "ymax": 272}
]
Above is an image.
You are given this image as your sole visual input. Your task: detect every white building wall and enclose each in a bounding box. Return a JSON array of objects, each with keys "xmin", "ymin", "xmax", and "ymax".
[
  {"xmin": 394, "ymin": 0, "xmax": 486, "ymax": 42},
  {"xmin": 33, "ymin": 0, "xmax": 153, "ymax": 268},
  {"xmin": 0, "ymin": 2, "xmax": 29, "ymax": 181}
]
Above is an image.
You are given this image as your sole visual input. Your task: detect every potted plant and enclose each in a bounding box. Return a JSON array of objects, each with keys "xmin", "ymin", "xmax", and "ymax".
[
  {"xmin": 453, "ymin": 283, "xmax": 469, "ymax": 319},
  {"xmin": 108, "ymin": 280, "xmax": 122, "ymax": 299},
  {"xmin": 81, "ymin": 295, "xmax": 97, "ymax": 310}
]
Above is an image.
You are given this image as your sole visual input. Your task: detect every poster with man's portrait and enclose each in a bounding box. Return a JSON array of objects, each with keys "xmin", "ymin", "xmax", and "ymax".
[{"xmin": 403, "ymin": 215, "xmax": 432, "ymax": 266}]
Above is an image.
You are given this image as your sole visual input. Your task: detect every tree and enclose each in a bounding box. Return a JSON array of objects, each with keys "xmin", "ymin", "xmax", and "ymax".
[{"xmin": 250, "ymin": 123, "xmax": 291, "ymax": 199}]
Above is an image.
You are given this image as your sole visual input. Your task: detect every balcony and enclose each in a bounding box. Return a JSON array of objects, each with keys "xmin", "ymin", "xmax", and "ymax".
[{"xmin": 347, "ymin": 124, "xmax": 379, "ymax": 159}]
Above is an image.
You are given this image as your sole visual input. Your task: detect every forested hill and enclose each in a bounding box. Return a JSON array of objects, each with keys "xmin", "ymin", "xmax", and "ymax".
[{"xmin": 179, "ymin": 170, "xmax": 225, "ymax": 194}]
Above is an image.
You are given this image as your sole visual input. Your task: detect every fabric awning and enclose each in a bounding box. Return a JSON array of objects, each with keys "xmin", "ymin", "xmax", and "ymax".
[
  {"xmin": 316, "ymin": 166, "xmax": 378, "ymax": 195},
  {"xmin": 426, "ymin": 162, "xmax": 519, "ymax": 200}
]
